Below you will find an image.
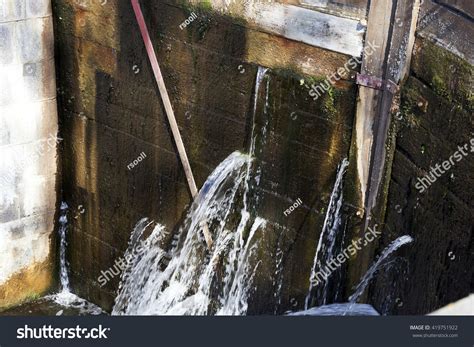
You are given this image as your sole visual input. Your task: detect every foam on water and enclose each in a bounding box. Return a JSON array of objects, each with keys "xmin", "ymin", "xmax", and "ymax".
[{"xmin": 112, "ymin": 151, "xmax": 268, "ymax": 315}]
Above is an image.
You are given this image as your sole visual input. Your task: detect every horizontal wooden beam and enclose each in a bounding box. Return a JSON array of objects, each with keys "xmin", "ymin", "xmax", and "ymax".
[
  {"xmin": 277, "ymin": 0, "xmax": 369, "ymax": 20},
  {"xmin": 200, "ymin": 1, "xmax": 365, "ymax": 57}
]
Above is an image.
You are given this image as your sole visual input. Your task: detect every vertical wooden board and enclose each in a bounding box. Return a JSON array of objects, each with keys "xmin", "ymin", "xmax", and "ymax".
[
  {"xmin": 354, "ymin": 0, "xmax": 393, "ymax": 205},
  {"xmin": 362, "ymin": 0, "xmax": 393, "ymax": 76}
]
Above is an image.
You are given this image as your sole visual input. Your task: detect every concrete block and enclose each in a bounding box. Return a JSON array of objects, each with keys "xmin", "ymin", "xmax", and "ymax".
[
  {"xmin": 0, "ymin": 212, "xmax": 54, "ymax": 285},
  {"xmin": 0, "ymin": 139, "xmax": 58, "ymax": 216},
  {"xmin": 19, "ymin": 176, "xmax": 57, "ymax": 218},
  {"xmin": 0, "ymin": 0, "xmax": 25, "ymax": 22},
  {"xmin": 0, "ymin": 99, "xmax": 58, "ymax": 146},
  {"xmin": 26, "ymin": 0, "xmax": 52, "ymax": 18},
  {"xmin": 24, "ymin": 59, "xmax": 57, "ymax": 102},
  {"xmin": 0, "ymin": 195, "xmax": 21, "ymax": 224},
  {"xmin": 18, "ymin": 17, "xmax": 54, "ymax": 63},
  {"xmin": 0, "ymin": 58, "xmax": 56, "ymax": 106},
  {"xmin": 0, "ymin": 24, "xmax": 14, "ymax": 64}
]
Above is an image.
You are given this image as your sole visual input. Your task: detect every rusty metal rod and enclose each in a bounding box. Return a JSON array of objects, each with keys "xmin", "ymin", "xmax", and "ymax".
[{"xmin": 131, "ymin": 0, "xmax": 213, "ymax": 248}]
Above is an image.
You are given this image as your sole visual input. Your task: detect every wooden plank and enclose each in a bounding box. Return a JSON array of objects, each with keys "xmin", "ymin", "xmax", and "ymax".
[
  {"xmin": 279, "ymin": 0, "xmax": 369, "ymax": 20},
  {"xmin": 207, "ymin": 1, "xmax": 365, "ymax": 56},
  {"xmin": 365, "ymin": 0, "xmax": 422, "ymax": 216},
  {"xmin": 353, "ymin": 0, "xmax": 393, "ymax": 209},
  {"xmin": 348, "ymin": 0, "xmax": 422, "ymax": 301}
]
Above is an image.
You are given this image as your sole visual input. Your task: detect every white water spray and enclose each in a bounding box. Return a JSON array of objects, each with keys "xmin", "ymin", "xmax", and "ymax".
[
  {"xmin": 48, "ymin": 202, "xmax": 102, "ymax": 314},
  {"xmin": 113, "ymin": 67, "xmax": 273, "ymax": 315},
  {"xmin": 348, "ymin": 235, "xmax": 413, "ymax": 303},
  {"xmin": 305, "ymin": 158, "xmax": 349, "ymax": 309},
  {"xmin": 113, "ymin": 152, "xmax": 268, "ymax": 315}
]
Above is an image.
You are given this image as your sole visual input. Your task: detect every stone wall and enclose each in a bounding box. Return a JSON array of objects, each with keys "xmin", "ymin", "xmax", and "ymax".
[
  {"xmin": 52, "ymin": 0, "xmax": 358, "ymax": 311},
  {"xmin": 0, "ymin": 0, "xmax": 58, "ymax": 310},
  {"xmin": 50, "ymin": 0, "xmax": 472, "ymax": 315}
]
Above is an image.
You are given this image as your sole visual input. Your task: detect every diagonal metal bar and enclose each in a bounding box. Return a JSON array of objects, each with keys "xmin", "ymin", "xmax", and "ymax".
[{"xmin": 131, "ymin": 0, "xmax": 213, "ymax": 248}]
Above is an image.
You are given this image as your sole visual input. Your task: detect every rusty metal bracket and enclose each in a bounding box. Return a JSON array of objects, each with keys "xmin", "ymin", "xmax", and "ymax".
[{"xmin": 356, "ymin": 73, "xmax": 399, "ymax": 94}]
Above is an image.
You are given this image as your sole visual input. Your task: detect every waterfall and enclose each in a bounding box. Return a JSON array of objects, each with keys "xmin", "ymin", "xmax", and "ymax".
[
  {"xmin": 289, "ymin": 235, "xmax": 412, "ymax": 316},
  {"xmin": 305, "ymin": 158, "xmax": 349, "ymax": 309},
  {"xmin": 112, "ymin": 151, "xmax": 268, "ymax": 315},
  {"xmin": 348, "ymin": 235, "xmax": 414, "ymax": 303},
  {"xmin": 113, "ymin": 67, "xmax": 272, "ymax": 315},
  {"xmin": 58, "ymin": 201, "xmax": 71, "ymax": 292},
  {"xmin": 248, "ymin": 66, "xmax": 268, "ymax": 159},
  {"xmin": 239, "ymin": 66, "xmax": 268, "ymax": 221},
  {"xmin": 48, "ymin": 201, "xmax": 102, "ymax": 314}
]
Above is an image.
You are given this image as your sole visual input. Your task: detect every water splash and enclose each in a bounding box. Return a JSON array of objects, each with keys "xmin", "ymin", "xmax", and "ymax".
[
  {"xmin": 305, "ymin": 158, "xmax": 349, "ymax": 309},
  {"xmin": 348, "ymin": 235, "xmax": 414, "ymax": 303},
  {"xmin": 240, "ymin": 66, "xmax": 269, "ymax": 212},
  {"xmin": 288, "ymin": 303, "xmax": 379, "ymax": 316},
  {"xmin": 112, "ymin": 151, "xmax": 267, "ymax": 315},
  {"xmin": 217, "ymin": 216, "xmax": 266, "ymax": 315},
  {"xmin": 47, "ymin": 202, "xmax": 102, "ymax": 314},
  {"xmin": 58, "ymin": 202, "xmax": 70, "ymax": 292}
]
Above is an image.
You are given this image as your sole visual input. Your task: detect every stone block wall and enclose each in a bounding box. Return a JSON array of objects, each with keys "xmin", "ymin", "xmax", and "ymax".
[
  {"xmin": 50, "ymin": 0, "xmax": 472, "ymax": 315},
  {"xmin": 52, "ymin": 0, "xmax": 358, "ymax": 311},
  {"xmin": 0, "ymin": 0, "xmax": 58, "ymax": 310}
]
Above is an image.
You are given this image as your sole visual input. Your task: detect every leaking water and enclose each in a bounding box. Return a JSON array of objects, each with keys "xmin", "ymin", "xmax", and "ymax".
[
  {"xmin": 348, "ymin": 235, "xmax": 414, "ymax": 303},
  {"xmin": 305, "ymin": 158, "xmax": 349, "ymax": 309},
  {"xmin": 47, "ymin": 202, "xmax": 102, "ymax": 315},
  {"xmin": 291, "ymin": 235, "xmax": 413, "ymax": 316},
  {"xmin": 112, "ymin": 152, "xmax": 266, "ymax": 315},
  {"xmin": 113, "ymin": 67, "xmax": 271, "ymax": 315},
  {"xmin": 109, "ymin": 65, "xmax": 413, "ymax": 316}
]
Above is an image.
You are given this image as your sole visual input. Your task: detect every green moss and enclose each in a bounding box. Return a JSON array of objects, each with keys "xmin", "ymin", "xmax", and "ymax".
[
  {"xmin": 431, "ymin": 74, "xmax": 450, "ymax": 101},
  {"xmin": 415, "ymin": 39, "xmax": 473, "ymax": 112},
  {"xmin": 25, "ymin": 293, "xmax": 41, "ymax": 302},
  {"xmin": 199, "ymin": 0, "xmax": 213, "ymax": 11},
  {"xmin": 399, "ymin": 79, "xmax": 424, "ymax": 129},
  {"xmin": 321, "ymin": 86, "xmax": 338, "ymax": 119}
]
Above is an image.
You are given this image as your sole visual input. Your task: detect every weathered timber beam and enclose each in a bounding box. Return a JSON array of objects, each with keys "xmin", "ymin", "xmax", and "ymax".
[
  {"xmin": 365, "ymin": 0, "xmax": 422, "ymax": 219},
  {"xmin": 185, "ymin": 0, "xmax": 366, "ymax": 56}
]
